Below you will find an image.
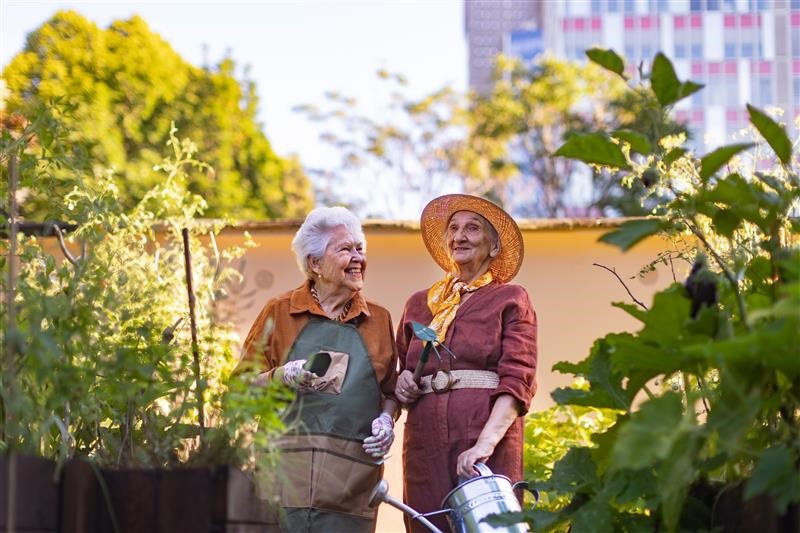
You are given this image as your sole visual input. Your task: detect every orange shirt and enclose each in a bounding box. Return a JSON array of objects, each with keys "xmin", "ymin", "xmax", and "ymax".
[{"xmin": 236, "ymin": 280, "xmax": 398, "ymax": 400}]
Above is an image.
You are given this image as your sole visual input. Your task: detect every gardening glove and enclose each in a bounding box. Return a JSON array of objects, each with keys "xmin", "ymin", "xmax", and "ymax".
[
  {"xmin": 362, "ymin": 412, "xmax": 394, "ymax": 458},
  {"xmin": 280, "ymin": 359, "xmax": 316, "ymax": 391}
]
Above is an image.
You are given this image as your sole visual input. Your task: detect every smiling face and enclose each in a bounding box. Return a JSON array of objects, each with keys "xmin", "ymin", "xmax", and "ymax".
[
  {"xmin": 310, "ymin": 225, "xmax": 366, "ymax": 293},
  {"xmin": 445, "ymin": 211, "xmax": 500, "ymax": 281}
]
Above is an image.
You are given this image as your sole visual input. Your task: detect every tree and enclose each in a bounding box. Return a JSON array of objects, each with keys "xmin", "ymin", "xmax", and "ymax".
[
  {"xmin": 295, "ymin": 70, "xmax": 464, "ymax": 218},
  {"xmin": 1, "ymin": 10, "xmax": 312, "ymax": 221}
]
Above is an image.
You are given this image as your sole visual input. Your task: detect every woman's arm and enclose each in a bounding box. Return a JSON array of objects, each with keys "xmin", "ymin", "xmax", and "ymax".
[{"xmin": 456, "ymin": 393, "xmax": 520, "ymax": 477}]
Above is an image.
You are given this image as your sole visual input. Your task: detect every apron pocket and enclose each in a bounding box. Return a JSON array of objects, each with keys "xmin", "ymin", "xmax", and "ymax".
[{"xmin": 311, "ymin": 449, "xmax": 380, "ymax": 517}]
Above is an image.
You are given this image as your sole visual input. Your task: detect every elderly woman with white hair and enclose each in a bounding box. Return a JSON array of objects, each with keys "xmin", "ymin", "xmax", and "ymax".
[{"xmin": 236, "ymin": 206, "xmax": 399, "ymax": 533}]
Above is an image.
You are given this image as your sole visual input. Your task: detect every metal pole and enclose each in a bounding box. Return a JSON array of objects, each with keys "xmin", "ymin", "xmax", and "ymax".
[{"xmin": 181, "ymin": 228, "xmax": 205, "ymax": 437}]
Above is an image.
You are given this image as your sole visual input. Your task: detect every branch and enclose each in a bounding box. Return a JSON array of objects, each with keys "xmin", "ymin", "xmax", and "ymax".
[
  {"xmin": 593, "ymin": 262, "xmax": 648, "ymax": 310},
  {"xmin": 52, "ymin": 224, "xmax": 78, "ymax": 266}
]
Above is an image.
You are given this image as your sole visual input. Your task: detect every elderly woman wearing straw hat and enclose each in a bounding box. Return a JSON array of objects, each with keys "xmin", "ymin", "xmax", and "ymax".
[
  {"xmin": 395, "ymin": 194, "xmax": 537, "ymax": 533},
  {"xmin": 236, "ymin": 206, "xmax": 398, "ymax": 533}
]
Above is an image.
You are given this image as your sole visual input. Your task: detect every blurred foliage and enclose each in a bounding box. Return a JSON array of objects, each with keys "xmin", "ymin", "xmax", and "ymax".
[
  {"xmin": 297, "ymin": 54, "xmax": 684, "ymax": 218},
  {"xmin": 1, "ymin": 10, "xmax": 312, "ymax": 221},
  {"xmin": 509, "ymin": 50, "xmax": 799, "ymax": 532},
  {"xmin": 1, "ymin": 106, "xmax": 291, "ymax": 469}
]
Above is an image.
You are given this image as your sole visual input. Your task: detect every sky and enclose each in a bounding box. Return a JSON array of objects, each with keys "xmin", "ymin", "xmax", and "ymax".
[{"xmin": 0, "ymin": 0, "xmax": 468, "ymax": 204}]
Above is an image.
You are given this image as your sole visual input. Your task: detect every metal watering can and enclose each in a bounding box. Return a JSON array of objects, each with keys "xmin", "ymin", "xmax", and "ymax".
[{"xmin": 370, "ymin": 463, "xmax": 537, "ymax": 533}]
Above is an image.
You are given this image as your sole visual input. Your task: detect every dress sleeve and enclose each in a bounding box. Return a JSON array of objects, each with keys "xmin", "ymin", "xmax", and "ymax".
[
  {"xmin": 233, "ymin": 298, "xmax": 280, "ymax": 377},
  {"xmin": 491, "ymin": 286, "xmax": 538, "ymax": 412},
  {"xmin": 395, "ymin": 298, "xmax": 415, "ymax": 374}
]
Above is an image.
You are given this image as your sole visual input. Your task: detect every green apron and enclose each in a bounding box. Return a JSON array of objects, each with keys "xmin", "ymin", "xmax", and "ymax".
[{"xmin": 276, "ymin": 318, "xmax": 383, "ymax": 533}]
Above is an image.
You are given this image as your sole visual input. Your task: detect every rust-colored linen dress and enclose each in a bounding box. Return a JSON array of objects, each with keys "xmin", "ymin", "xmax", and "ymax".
[{"xmin": 397, "ymin": 282, "xmax": 537, "ymax": 533}]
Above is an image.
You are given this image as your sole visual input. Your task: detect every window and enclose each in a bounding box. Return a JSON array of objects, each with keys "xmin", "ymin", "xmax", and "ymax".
[
  {"xmin": 691, "ymin": 43, "xmax": 703, "ymax": 58},
  {"xmin": 724, "ymin": 43, "xmax": 737, "ymax": 58},
  {"xmin": 591, "ymin": 0, "xmax": 602, "ymax": 14},
  {"xmin": 625, "ymin": 45, "xmax": 636, "ymax": 59},
  {"xmin": 793, "ymin": 78, "xmax": 800, "ymax": 106},
  {"xmin": 707, "ymin": 0, "xmax": 720, "ymax": 9},
  {"xmin": 676, "ymin": 43, "xmax": 688, "ymax": 58},
  {"xmin": 742, "ymin": 42, "xmax": 754, "ymax": 57},
  {"xmin": 723, "ymin": 0, "xmax": 737, "ymax": 10},
  {"xmin": 793, "ymin": 29, "xmax": 800, "ymax": 56},
  {"xmin": 690, "ymin": 0, "xmax": 703, "ymax": 11},
  {"xmin": 624, "ymin": 0, "xmax": 636, "ymax": 13},
  {"xmin": 756, "ymin": 0, "xmax": 769, "ymax": 10},
  {"xmin": 725, "ymin": 77, "xmax": 739, "ymax": 106},
  {"xmin": 792, "ymin": 0, "xmax": 800, "ymax": 9},
  {"xmin": 692, "ymin": 88, "xmax": 704, "ymax": 106},
  {"xmin": 642, "ymin": 44, "xmax": 653, "ymax": 60},
  {"xmin": 759, "ymin": 78, "xmax": 772, "ymax": 104},
  {"xmin": 608, "ymin": 0, "xmax": 619, "ymax": 12}
]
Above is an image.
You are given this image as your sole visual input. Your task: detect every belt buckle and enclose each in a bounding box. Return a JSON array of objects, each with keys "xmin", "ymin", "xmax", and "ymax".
[{"xmin": 431, "ymin": 370, "xmax": 460, "ymax": 393}]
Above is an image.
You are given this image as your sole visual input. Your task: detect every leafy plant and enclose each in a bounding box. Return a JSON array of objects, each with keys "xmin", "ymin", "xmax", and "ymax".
[
  {"xmin": 515, "ymin": 51, "xmax": 798, "ymax": 532},
  {"xmin": 1, "ymin": 106, "xmax": 289, "ymax": 470}
]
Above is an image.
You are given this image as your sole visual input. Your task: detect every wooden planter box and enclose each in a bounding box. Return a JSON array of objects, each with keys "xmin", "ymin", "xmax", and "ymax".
[
  {"xmin": 0, "ymin": 453, "xmax": 59, "ymax": 533},
  {"xmin": 61, "ymin": 460, "xmax": 279, "ymax": 533},
  {"xmin": 712, "ymin": 484, "xmax": 800, "ymax": 533}
]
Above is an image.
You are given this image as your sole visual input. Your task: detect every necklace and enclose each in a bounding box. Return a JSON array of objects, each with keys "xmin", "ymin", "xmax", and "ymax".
[{"xmin": 310, "ymin": 284, "xmax": 353, "ymax": 322}]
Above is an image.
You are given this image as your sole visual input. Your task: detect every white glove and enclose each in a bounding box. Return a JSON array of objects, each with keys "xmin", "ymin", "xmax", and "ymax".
[
  {"xmin": 362, "ymin": 412, "xmax": 394, "ymax": 458},
  {"xmin": 280, "ymin": 359, "xmax": 316, "ymax": 391}
]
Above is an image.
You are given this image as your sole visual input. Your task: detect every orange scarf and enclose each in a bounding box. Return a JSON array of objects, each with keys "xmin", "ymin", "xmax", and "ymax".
[{"xmin": 426, "ymin": 271, "xmax": 493, "ymax": 343}]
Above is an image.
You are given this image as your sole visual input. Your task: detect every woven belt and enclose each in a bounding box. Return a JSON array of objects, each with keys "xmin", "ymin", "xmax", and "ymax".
[{"xmin": 419, "ymin": 369, "xmax": 499, "ymax": 395}]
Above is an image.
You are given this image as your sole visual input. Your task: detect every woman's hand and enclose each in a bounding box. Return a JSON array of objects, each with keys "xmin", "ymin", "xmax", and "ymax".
[
  {"xmin": 362, "ymin": 412, "xmax": 395, "ymax": 458},
  {"xmin": 395, "ymin": 370, "xmax": 422, "ymax": 404},
  {"xmin": 278, "ymin": 359, "xmax": 316, "ymax": 391},
  {"xmin": 457, "ymin": 394, "xmax": 520, "ymax": 478},
  {"xmin": 456, "ymin": 440, "xmax": 495, "ymax": 478}
]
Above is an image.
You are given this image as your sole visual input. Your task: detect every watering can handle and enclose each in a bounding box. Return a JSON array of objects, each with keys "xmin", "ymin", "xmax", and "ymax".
[
  {"xmin": 473, "ymin": 462, "xmax": 493, "ymax": 477},
  {"xmin": 512, "ymin": 480, "xmax": 540, "ymax": 505}
]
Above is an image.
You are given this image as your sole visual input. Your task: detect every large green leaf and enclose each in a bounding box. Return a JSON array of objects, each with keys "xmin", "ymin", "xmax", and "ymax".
[
  {"xmin": 747, "ymin": 104, "xmax": 793, "ymax": 165},
  {"xmin": 599, "ymin": 218, "xmax": 668, "ymax": 251},
  {"xmin": 611, "ymin": 129, "xmax": 653, "ymax": 155},
  {"xmin": 699, "ymin": 143, "xmax": 754, "ymax": 181},
  {"xmin": 711, "ymin": 208, "xmax": 742, "ymax": 238},
  {"xmin": 552, "ymin": 338, "xmax": 632, "ymax": 410},
  {"xmin": 650, "ymin": 53, "xmax": 704, "ymax": 107},
  {"xmin": 555, "ymin": 133, "xmax": 631, "ymax": 169},
  {"xmin": 571, "ymin": 495, "xmax": 614, "ymax": 533},
  {"xmin": 543, "ymin": 447, "xmax": 600, "ymax": 495},
  {"xmin": 586, "ymin": 47, "xmax": 626, "ymax": 79},
  {"xmin": 610, "ymin": 392, "xmax": 686, "ymax": 471},
  {"xmin": 745, "ymin": 446, "xmax": 800, "ymax": 513}
]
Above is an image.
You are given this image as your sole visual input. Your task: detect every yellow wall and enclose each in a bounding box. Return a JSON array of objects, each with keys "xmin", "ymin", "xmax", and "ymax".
[{"xmin": 213, "ymin": 221, "xmax": 679, "ymax": 533}]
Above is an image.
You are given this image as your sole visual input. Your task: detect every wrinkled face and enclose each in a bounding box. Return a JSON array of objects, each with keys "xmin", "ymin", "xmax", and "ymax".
[
  {"xmin": 445, "ymin": 211, "xmax": 499, "ymax": 273},
  {"xmin": 311, "ymin": 225, "xmax": 366, "ymax": 292}
]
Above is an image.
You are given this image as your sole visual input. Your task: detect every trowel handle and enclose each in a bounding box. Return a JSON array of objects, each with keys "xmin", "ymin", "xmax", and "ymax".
[{"xmin": 412, "ymin": 342, "xmax": 433, "ymax": 385}]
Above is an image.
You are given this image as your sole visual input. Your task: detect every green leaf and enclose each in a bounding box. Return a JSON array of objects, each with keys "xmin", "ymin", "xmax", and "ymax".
[
  {"xmin": 610, "ymin": 392, "xmax": 687, "ymax": 471},
  {"xmin": 699, "ymin": 143, "xmax": 754, "ymax": 181},
  {"xmin": 611, "ymin": 130, "xmax": 652, "ymax": 155},
  {"xmin": 543, "ymin": 447, "xmax": 600, "ymax": 495},
  {"xmin": 586, "ymin": 48, "xmax": 626, "ymax": 79},
  {"xmin": 571, "ymin": 495, "xmax": 614, "ymax": 533},
  {"xmin": 711, "ymin": 208, "xmax": 742, "ymax": 238},
  {"xmin": 745, "ymin": 446, "xmax": 800, "ymax": 513},
  {"xmin": 555, "ymin": 133, "xmax": 631, "ymax": 170},
  {"xmin": 650, "ymin": 53, "xmax": 704, "ymax": 106},
  {"xmin": 599, "ymin": 218, "xmax": 668, "ymax": 251},
  {"xmin": 747, "ymin": 104, "xmax": 793, "ymax": 165}
]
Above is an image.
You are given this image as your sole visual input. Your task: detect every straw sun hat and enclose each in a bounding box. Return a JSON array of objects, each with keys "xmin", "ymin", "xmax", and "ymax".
[{"xmin": 420, "ymin": 194, "xmax": 524, "ymax": 284}]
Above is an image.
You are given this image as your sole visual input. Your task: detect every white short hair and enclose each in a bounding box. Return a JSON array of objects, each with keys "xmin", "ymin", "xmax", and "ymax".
[{"xmin": 291, "ymin": 206, "xmax": 366, "ymax": 279}]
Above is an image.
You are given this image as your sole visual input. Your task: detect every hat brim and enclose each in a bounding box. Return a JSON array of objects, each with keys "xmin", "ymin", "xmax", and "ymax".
[{"xmin": 420, "ymin": 194, "xmax": 524, "ymax": 284}]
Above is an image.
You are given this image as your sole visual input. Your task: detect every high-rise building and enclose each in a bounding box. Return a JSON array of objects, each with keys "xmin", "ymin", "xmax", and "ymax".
[
  {"xmin": 465, "ymin": 0, "xmax": 545, "ymax": 93},
  {"xmin": 465, "ymin": 0, "xmax": 800, "ymax": 145}
]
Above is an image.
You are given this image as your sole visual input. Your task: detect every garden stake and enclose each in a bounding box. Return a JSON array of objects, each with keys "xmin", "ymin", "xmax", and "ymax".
[
  {"xmin": 5, "ymin": 155, "xmax": 18, "ymax": 533},
  {"xmin": 182, "ymin": 228, "xmax": 205, "ymax": 437}
]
